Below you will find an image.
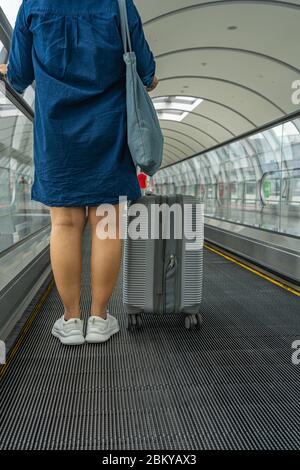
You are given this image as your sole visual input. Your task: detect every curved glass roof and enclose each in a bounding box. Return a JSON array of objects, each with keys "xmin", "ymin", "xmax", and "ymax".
[{"xmin": 135, "ymin": 0, "xmax": 300, "ymax": 167}]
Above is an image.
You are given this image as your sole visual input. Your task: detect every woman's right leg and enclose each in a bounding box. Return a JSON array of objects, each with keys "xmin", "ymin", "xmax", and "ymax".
[
  {"xmin": 88, "ymin": 205, "xmax": 122, "ymax": 318},
  {"xmin": 85, "ymin": 205, "xmax": 121, "ymax": 343}
]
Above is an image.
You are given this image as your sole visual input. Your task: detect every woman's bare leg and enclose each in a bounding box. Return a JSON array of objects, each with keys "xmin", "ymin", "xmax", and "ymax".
[
  {"xmin": 88, "ymin": 204, "xmax": 122, "ymax": 319},
  {"xmin": 50, "ymin": 207, "xmax": 86, "ymax": 320}
]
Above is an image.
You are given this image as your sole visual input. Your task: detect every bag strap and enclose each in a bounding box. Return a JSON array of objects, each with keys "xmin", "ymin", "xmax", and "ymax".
[{"xmin": 117, "ymin": 0, "xmax": 132, "ymax": 54}]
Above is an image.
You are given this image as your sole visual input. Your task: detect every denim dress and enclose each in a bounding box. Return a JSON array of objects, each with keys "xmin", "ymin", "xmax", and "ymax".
[{"xmin": 7, "ymin": 0, "xmax": 156, "ymax": 207}]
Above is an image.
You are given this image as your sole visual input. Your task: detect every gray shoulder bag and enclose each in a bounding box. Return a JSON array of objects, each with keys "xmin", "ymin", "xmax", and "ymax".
[{"xmin": 118, "ymin": 0, "xmax": 164, "ymax": 176}]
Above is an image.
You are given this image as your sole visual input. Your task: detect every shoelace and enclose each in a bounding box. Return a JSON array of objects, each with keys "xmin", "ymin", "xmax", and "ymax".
[
  {"xmin": 64, "ymin": 319, "xmax": 81, "ymax": 333},
  {"xmin": 90, "ymin": 315, "xmax": 108, "ymax": 324}
]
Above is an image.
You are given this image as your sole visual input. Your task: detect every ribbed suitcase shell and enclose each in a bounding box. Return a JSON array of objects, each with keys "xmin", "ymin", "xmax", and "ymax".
[{"xmin": 123, "ymin": 195, "xmax": 204, "ymax": 319}]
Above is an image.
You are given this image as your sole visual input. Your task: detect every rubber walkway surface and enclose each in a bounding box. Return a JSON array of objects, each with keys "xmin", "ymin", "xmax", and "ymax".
[{"xmin": 0, "ymin": 227, "xmax": 300, "ymax": 449}]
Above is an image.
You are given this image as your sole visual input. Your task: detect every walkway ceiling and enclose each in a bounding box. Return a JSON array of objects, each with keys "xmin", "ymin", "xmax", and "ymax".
[{"xmin": 136, "ymin": 0, "xmax": 300, "ymax": 167}]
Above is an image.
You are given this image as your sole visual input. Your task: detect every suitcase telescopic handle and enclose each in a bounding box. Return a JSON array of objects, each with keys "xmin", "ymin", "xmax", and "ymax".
[{"xmin": 168, "ymin": 254, "xmax": 176, "ymax": 270}]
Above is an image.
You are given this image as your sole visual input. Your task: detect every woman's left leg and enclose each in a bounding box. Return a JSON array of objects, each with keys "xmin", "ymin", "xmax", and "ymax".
[{"xmin": 50, "ymin": 207, "xmax": 86, "ymax": 320}]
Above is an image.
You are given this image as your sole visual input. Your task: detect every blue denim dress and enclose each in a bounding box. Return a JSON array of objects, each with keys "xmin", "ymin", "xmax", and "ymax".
[{"xmin": 7, "ymin": 0, "xmax": 156, "ymax": 206}]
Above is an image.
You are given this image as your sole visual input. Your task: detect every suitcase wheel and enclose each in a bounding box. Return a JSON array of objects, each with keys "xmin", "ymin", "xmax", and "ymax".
[
  {"xmin": 185, "ymin": 313, "xmax": 203, "ymax": 330},
  {"xmin": 128, "ymin": 313, "xmax": 142, "ymax": 332},
  {"xmin": 196, "ymin": 313, "xmax": 203, "ymax": 329}
]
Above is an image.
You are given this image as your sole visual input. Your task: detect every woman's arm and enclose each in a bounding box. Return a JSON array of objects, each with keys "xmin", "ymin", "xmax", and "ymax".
[
  {"xmin": 127, "ymin": 0, "xmax": 158, "ymax": 91},
  {"xmin": 0, "ymin": 64, "xmax": 7, "ymax": 77},
  {"xmin": 6, "ymin": 2, "xmax": 34, "ymax": 94},
  {"xmin": 146, "ymin": 75, "xmax": 158, "ymax": 92}
]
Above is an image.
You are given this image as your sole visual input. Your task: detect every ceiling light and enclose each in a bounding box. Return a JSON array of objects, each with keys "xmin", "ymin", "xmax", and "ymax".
[
  {"xmin": 153, "ymin": 96, "xmax": 203, "ymax": 121},
  {"xmin": 156, "ymin": 110, "xmax": 188, "ymax": 122},
  {"xmin": 175, "ymin": 96, "xmax": 197, "ymax": 102}
]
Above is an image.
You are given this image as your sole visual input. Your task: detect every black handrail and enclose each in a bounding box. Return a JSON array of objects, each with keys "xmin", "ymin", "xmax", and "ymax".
[{"xmin": 0, "ymin": 72, "xmax": 34, "ymax": 121}]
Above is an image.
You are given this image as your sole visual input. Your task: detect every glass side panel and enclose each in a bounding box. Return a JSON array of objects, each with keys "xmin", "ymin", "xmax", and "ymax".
[
  {"xmin": 152, "ymin": 116, "xmax": 300, "ymax": 238},
  {"xmin": 0, "ymin": 81, "xmax": 50, "ymax": 254},
  {"xmin": 0, "ymin": 226, "xmax": 50, "ymax": 291}
]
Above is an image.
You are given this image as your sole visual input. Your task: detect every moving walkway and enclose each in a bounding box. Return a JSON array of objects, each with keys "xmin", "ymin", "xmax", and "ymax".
[{"xmin": 1, "ymin": 224, "xmax": 300, "ymax": 449}]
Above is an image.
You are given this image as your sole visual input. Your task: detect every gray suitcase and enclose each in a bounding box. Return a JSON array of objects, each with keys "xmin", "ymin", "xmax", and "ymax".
[{"xmin": 122, "ymin": 194, "xmax": 204, "ymax": 330}]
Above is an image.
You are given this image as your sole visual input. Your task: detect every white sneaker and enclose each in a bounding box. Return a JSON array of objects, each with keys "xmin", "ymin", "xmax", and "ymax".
[
  {"xmin": 52, "ymin": 316, "xmax": 85, "ymax": 345},
  {"xmin": 85, "ymin": 314, "xmax": 120, "ymax": 343}
]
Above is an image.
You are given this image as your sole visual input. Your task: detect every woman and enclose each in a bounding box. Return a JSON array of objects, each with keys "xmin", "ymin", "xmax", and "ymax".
[{"xmin": 0, "ymin": 0, "xmax": 158, "ymax": 345}]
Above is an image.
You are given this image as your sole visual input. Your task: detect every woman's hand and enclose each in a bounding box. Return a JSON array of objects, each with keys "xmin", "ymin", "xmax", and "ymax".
[
  {"xmin": 146, "ymin": 75, "xmax": 158, "ymax": 92},
  {"xmin": 0, "ymin": 64, "xmax": 8, "ymax": 77}
]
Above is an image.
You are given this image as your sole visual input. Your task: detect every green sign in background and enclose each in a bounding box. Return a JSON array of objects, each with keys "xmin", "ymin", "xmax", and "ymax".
[{"xmin": 263, "ymin": 180, "xmax": 271, "ymax": 198}]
